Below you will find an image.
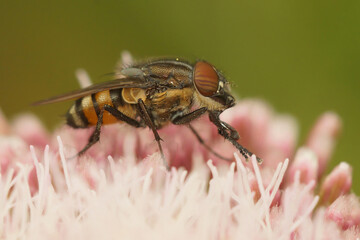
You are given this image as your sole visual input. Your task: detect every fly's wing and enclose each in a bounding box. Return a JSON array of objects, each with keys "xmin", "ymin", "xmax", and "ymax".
[{"xmin": 32, "ymin": 75, "xmax": 152, "ymax": 106}]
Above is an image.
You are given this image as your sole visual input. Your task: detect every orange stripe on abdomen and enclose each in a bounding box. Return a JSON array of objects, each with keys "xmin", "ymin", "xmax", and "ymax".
[
  {"xmin": 76, "ymin": 90, "xmax": 137, "ymax": 127},
  {"xmin": 94, "ymin": 90, "xmax": 118, "ymax": 125},
  {"xmin": 82, "ymin": 95, "xmax": 98, "ymax": 125}
]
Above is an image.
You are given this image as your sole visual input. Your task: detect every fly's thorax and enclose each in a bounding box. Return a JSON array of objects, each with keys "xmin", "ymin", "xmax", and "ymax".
[
  {"xmin": 149, "ymin": 87, "xmax": 193, "ymax": 110},
  {"xmin": 140, "ymin": 60, "xmax": 193, "ymax": 87},
  {"xmin": 146, "ymin": 87, "xmax": 193, "ymax": 128}
]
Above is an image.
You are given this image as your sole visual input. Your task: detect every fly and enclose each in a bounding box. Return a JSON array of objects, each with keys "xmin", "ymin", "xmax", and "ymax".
[{"xmin": 33, "ymin": 58, "xmax": 262, "ymax": 168}]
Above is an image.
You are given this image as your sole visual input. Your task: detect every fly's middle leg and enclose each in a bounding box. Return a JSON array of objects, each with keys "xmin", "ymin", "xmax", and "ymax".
[
  {"xmin": 188, "ymin": 124, "xmax": 233, "ymax": 161},
  {"xmin": 137, "ymin": 99, "xmax": 169, "ymax": 170},
  {"xmin": 171, "ymin": 108, "xmax": 232, "ymax": 161}
]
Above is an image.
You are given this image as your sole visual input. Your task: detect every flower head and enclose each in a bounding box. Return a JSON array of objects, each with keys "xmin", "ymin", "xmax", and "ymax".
[{"xmin": 0, "ymin": 54, "xmax": 358, "ymax": 239}]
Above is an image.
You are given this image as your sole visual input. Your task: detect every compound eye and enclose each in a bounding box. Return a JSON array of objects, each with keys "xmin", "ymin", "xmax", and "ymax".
[{"xmin": 194, "ymin": 61, "xmax": 219, "ymax": 97}]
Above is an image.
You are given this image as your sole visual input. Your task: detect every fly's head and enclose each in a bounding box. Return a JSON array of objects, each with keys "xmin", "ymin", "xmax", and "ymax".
[{"xmin": 192, "ymin": 61, "xmax": 235, "ymax": 112}]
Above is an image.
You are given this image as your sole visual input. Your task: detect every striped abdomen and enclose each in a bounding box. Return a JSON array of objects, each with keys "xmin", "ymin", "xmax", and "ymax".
[{"xmin": 66, "ymin": 89, "xmax": 136, "ymax": 128}]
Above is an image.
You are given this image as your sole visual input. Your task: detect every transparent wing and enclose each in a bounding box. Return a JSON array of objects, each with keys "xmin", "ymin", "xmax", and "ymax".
[{"xmin": 32, "ymin": 76, "xmax": 152, "ymax": 106}]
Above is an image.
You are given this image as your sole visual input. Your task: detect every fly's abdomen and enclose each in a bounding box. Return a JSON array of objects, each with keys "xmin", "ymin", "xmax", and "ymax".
[{"xmin": 66, "ymin": 89, "xmax": 136, "ymax": 128}]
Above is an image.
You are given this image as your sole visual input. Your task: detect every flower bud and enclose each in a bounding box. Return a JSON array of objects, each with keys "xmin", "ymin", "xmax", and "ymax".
[
  {"xmin": 287, "ymin": 147, "xmax": 318, "ymax": 186},
  {"xmin": 307, "ymin": 112, "xmax": 342, "ymax": 178},
  {"xmin": 13, "ymin": 114, "xmax": 49, "ymax": 147},
  {"xmin": 320, "ymin": 162, "xmax": 352, "ymax": 205}
]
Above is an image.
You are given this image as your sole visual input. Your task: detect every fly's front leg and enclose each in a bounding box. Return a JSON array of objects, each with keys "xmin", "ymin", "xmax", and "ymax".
[
  {"xmin": 207, "ymin": 111, "xmax": 239, "ymax": 140},
  {"xmin": 137, "ymin": 99, "xmax": 169, "ymax": 170},
  {"xmin": 219, "ymin": 121, "xmax": 240, "ymax": 140},
  {"xmin": 209, "ymin": 111, "xmax": 262, "ymax": 163},
  {"xmin": 171, "ymin": 107, "xmax": 207, "ymax": 125}
]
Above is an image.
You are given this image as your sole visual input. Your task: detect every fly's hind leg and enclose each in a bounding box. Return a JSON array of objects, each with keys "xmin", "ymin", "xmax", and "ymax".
[
  {"xmin": 137, "ymin": 99, "xmax": 169, "ymax": 170},
  {"xmin": 103, "ymin": 105, "xmax": 141, "ymax": 128},
  {"xmin": 78, "ymin": 104, "xmax": 141, "ymax": 156},
  {"xmin": 78, "ymin": 108, "xmax": 105, "ymax": 156}
]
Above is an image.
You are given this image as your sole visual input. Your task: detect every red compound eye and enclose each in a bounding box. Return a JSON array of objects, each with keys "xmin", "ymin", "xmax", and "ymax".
[{"xmin": 193, "ymin": 61, "xmax": 219, "ymax": 97}]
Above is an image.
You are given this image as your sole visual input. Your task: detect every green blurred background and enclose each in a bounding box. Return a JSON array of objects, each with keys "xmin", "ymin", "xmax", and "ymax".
[{"xmin": 0, "ymin": 1, "xmax": 359, "ymax": 192}]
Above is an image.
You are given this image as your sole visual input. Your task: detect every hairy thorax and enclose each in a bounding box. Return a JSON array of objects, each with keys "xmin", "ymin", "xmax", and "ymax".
[{"xmin": 147, "ymin": 87, "xmax": 193, "ymax": 128}]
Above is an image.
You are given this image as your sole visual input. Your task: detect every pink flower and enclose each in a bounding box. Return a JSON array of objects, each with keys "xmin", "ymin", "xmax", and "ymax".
[{"xmin": 0, "ymin": 53, "xmax": 358, "ymax": 239}]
